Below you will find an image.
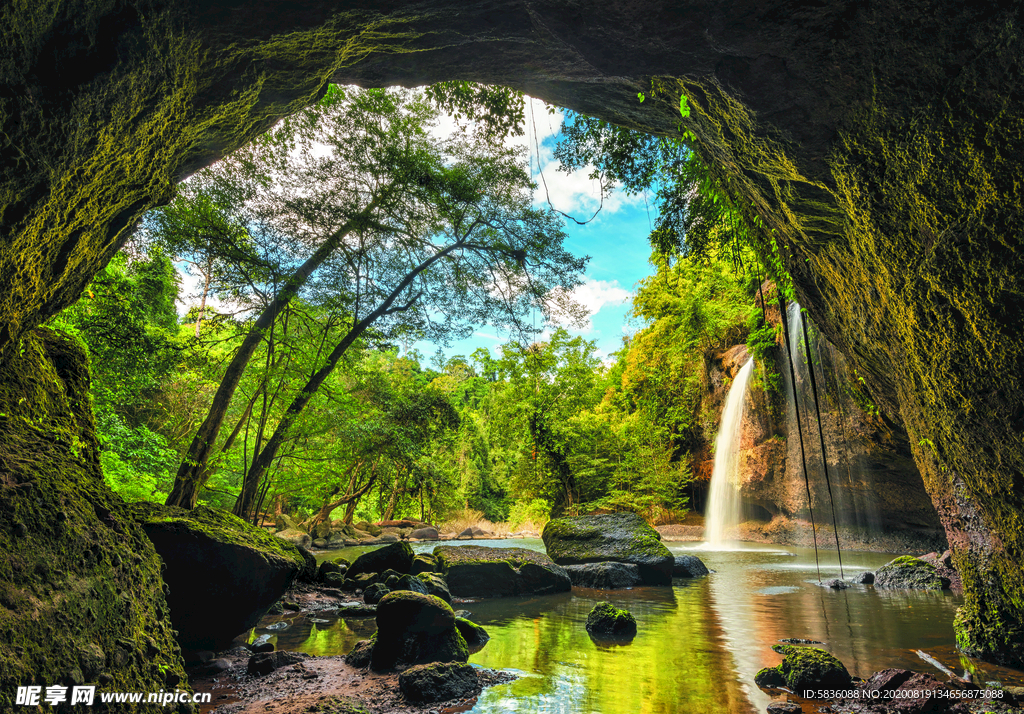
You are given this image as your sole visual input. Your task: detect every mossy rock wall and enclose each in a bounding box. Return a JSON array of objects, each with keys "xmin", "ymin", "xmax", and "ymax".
[
  {"xmin": 2, "ymin": 0, "xmax": 1023, "ymax": 667},
  {"xmin": 0, "ymin": 329, "xmax": 190, "ymax": 712}
]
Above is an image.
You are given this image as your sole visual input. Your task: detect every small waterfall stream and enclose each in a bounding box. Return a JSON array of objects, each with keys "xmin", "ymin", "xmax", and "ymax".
[{"xmin": 705, "ymin": 358, "xmax": 755, "ymax": 547}]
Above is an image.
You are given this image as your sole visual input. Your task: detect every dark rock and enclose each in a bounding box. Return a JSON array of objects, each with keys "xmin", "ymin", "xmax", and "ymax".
[
  {"xmin": 318, "ymin": 560, "xmax": 345, "ymax": 582},
  {"xmin": 874, "ymin": 556, "xmax": 945, "ymax": 590},
  {"xmin": 283, "ymin": 600, "xmax": 301, "ymax": 611},
  {"xmin": 765, "ymin": 702, "xmax": 801, "ymax": 714},
  {"xmin": 819, "ymin": 578, "xmax": 850, "ymax": 589},
  {"xmin": 363, "ymin": 583, "xmax": 390, "ymax": 605},
  {"xmin": 127, "ymin": 503, "xmax": 305, "ymax": 650},
  {"xmin": 861, "ymin": 668, "xmax": 915, "ymax": 697},
  {"xmin": 672, "ymin": 554, "xmax": 710, "ymax": 578},
  {"xmin": 416, "ymin": 572, "xmax": 452, "ymax": 604},
  {"xmin": 250, "ymin": 641, "xmax": 275, "ymax": 653},
  {"xmin": 247, "ymin": 650, "xmax": 305, "ymax": 676},
  {"xmin": 755, "ymin": 667, "xmax": 787, "ymax": 688},
  {"xmin": 765, "ymin": 645, "xmax": 851, "ymax": 691},
  {"xmin": 268, "ymin": 601, "xmax": 284, "ymax": 615},
  {"xmin": 384, "ymin": 574, "xmax": 401, "ymax": 589},
  {"xmin": 542, "ymin": 512, "xmax": 674, "ymax": 585},
  {"xmin": 349, "ymin": 542, "xmax": 414, "ymax": 577},
  {"xmin": 345, "ymin": 640, "xmax": 373, "ymax": 669},
  {"xmin": 454, "ymin": 617, "xmax": 489, "ymax": 645},
  {"xmin": 853, "ymin": 571, "xmax": 875, "ymax": 584},
  {"xmin": 322, "ymin": 571, "xmax": 345, "ymax": 587},
  {"xmin": 434, "ymin": 545, "xmax": 571, "ymax": 598},
  {"xmin": 410, "ymin": 527, "xmax": 440, "ymax": 540},
  {"xmin": 399, "ymin": 661, "xmax": 479, "ymax": 703},
  {"xmin": 564, "ymin": 562, "xmax": 641, "ymax": 589},
  {"xmin": 205, "ymin": 658, "xmax": 233, "ymax": 674},
  {"xmin": 410, "ymin": 553, "xmax": 438, "ymax": 574},
  {"xmin": 395, "ymin": 573, "xmax": 429, "ymax": 595},
  {"xmin": 778, "ymin": 638, "xmax": 825, "ymax": 645},
  {"xmin": 585, "ymin": 601, "xmax": 637, "ymax": 638},
  {"xmin": 293, "ymin": 545, "xmax": 318, "ymax": 583},
  {"xmin": 370, "ymin": 591, "xmax": 468, "ymax": 670}
]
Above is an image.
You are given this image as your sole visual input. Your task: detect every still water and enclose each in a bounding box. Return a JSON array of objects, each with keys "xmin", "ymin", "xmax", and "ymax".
[{"xmin": 249, "ymin": 539, "xmax": 1024, "ymax": 714}]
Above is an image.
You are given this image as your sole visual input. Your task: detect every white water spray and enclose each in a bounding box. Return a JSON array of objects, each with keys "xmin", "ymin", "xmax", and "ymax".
[{"xmin": 705, "ymin": 358, "xmax": 755, "ymax": 547}]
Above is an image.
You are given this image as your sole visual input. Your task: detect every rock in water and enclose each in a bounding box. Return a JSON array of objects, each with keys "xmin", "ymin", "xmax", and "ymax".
[
  {"xmin": 399, "ymin": 662, "xmax": 479, "ymax": 703},
  {"xmin": 348, "ymin": 541, "xmax": 415, "ymax": 577},
  {"xmin": 434, "ymin": 545, "xmax": 571, "ymax": 598},
  {"xmin": 410, "ymin": 526, "xmax": 440, "ymax": 540},
  {"xmin": 672, "ymin": 554, "xmax": 710, "ymax": 578},
  {"xmin": 127, "ymin": 502, "xmax": 307, "ymax": 650},
  {"xmin": 542, "ymin": 512, "xmax": 675, "ymax": 585},
  {"xmin": 410, "ymin": 553, "xmax": 438, "ymax": 574},
  {"xmin": 853, "ymin": 571, "xmax": 875, "ymax": 584},
  {"xmin": 585, "ymin": 601, "xmax": 638, "ymax": 637},
  {"xmin": 416, "ymin": 572, "xmax": 453, "ymax": 604},
  {"xmin": 760, "ymin": 645, "xmax": 852, "ymax": 691},
  {"xmin": 564, "ymin": 562, "xmax": 641, "ymax": 589},
  {"xmin": 370, "ymin": 591, "xmax": 468, "ymax": 670},
  {"xmin": 874, "ymin": 556, "xmax": 946, "ymax": 589},
  {"xmin": 454, "ymin": 617, "xmax": 489, "ymax": 646},
  {"xmin": 819, "ymin": 578, "xmax": 850, "ymax": 589}
]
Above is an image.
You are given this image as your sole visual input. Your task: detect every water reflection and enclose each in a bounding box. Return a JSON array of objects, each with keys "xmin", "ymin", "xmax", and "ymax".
[{"xmin": 253, "ymin": 539, "xmax": 1024, "ymax": 714}]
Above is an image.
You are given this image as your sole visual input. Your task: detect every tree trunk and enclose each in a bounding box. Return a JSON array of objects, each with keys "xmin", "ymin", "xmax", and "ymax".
[{"xmin": 165, "ymin": 202, "xmax": 382, "ymax": 508}]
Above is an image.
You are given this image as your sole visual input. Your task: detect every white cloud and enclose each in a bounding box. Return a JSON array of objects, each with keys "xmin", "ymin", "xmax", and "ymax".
[{"xmin": 547, "ymin": 277, "xmax": 632, "ymax": 333}]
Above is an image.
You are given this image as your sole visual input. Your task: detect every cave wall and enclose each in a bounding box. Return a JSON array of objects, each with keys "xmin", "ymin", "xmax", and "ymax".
[{"xmin": 2, "ymin": 0, "xmax": 1022, "ymax": 666}]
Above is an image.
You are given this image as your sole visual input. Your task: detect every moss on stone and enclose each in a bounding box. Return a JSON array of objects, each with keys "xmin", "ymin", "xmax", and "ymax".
[
  {"xmin": 585, "ymin": 601, "xmax": 637, "ymax": 638},
  {"xmin": 0, "ymin": 329, "xmax": 191, "ymax": 711},
  {"xmin": 770, "ymin": 645, "xmax": 852, "ymax": 691}
]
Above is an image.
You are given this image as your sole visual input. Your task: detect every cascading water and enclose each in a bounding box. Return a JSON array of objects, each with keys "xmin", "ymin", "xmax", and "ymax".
[
  {"xmin": 705, "ymin": 358, "xmax": 755, "ymax": 547},
  {"xmin": 786, "ymin": 303, "xmax": 881, "ymax": 533}
]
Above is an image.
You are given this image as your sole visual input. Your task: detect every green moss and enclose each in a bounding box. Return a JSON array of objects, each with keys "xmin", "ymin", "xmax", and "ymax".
[
  {"xmin": 770, "ymin": 645, "xmax": 851, "ymax": 691},
  {"xmin": 585, "ymin": 601, "xmax": 637, "ymax": 638},
  {"xmin": 433, "ymin": 545, "xmax": 556, "ymax": 573},
  {"xmin": 0, "ymin": 330, "xmax": 190, "ymax": 712}
]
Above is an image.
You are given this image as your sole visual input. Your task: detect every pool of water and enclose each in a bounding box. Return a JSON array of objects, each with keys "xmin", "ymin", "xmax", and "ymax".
[{"xmin": 246, "ymin": 540, "xmax": 1024, "ymax": 713}]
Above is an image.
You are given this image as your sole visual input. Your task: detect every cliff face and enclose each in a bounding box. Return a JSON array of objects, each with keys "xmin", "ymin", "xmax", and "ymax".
[{"xmin": 2, "ymin": 0, "xmax": 1023, "ymax": 665}]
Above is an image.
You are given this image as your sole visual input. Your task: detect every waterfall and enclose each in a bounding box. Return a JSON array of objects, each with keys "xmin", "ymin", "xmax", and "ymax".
[
  {"xmin": 705, "ymin": 358, "xmax": 755, "ymax": 547},
  {"xmin": 786, "ymin": 303, "xmax": 881, "ymax": 534}
]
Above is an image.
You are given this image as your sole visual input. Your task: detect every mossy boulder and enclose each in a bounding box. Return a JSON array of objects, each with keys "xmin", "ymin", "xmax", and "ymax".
[
  {"xmin": 564, "ymin": 562, "xmax": 641, "ymax": 589},
  {"xmin": 394, "ymin": 573, "xmax": 429, "ymax": 596},
  {"xmin": 348, "ymin": 541, "xmax": 414, "ymax": 577},
  {"xmin": 454, "ymin": 617, "xmax": 489, "ymax": 646},
  {"xmin": 585, "ymin": 601, "xmax": 637, "ymax": 638},
  {"xmin": 410, "ymin": 553, "xmax": 438, "ymax": 574},
  {"xmin": 399, "ymin": 661, "xmax": 479, "ymax": 703},
  {"xmin": 415, "ymin": 572, "xmax": 452, "ymax": 604},
  {"xmin": 434, "ymin": 545, "xmax": 571, "ymax": 598},
  {"xmin": 542, "ymin": 513, "xmax": 674, "ymax": 585},
  {"xmin": 369, "ymin": 591, "xmax": 468, "ymax": 670},
  {"xmin": 363, "ymin": 583, "xmax": 390, "ymax": 605},
  {"xmin": 764, "ymin": 645, "xmax": 852, "ymax": 691},
  {"xmin": 672, "ymin": 554, "xmax": 710, "ymax": 578},
  {"xmin": 355, "ymin": 522, "xmax": 383, "ymax": 537},
  {"xmin": 0, "ymin": 330, "xmax": 190, "ymax": 711},
  {"xmin": 127, "ymin": 502, "xmax": 305, "ymax": 650},
  {"xmin": 874, "ymin": 556, "xmax": 946, "ymax": 590}
]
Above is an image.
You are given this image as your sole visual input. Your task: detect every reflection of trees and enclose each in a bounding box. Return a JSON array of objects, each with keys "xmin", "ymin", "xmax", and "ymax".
[{"xmin": 469, "ymin": 587, "xmax": 748, "ymax": 714}]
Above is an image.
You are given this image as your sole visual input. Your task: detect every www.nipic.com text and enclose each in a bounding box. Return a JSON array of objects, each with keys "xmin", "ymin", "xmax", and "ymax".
[{"xmin": 15, "ymin": 686, "xmax": 211, "ymax": 706}]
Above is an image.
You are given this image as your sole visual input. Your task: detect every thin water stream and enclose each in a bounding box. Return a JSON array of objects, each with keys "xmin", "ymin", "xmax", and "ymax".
[{"xmin": 244, "ymin": 540, "xmax": 1024, "ymax": 714}]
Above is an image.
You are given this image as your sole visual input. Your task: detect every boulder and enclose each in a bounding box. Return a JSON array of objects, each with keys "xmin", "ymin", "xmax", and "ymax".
[
  {"xmin": 312, "ymin": 522, "xmax": 332, "ymax": 540},
  {"xmin": 247, "ymin": 650, "xmax": 305, "ymax": 676},
  {"xmin": 454, "ymin": 617, "xmax": 489, "ymax": 646},
  {"xmin": 379, "ymin": 534, "xmax": 400, "ymax": 543},
  {"xmin": 457, "ymin": 525, "xmax": 491, "ymax": 539},
  {"xmin": 318, "ymin": 560, "xmax": 346, "ymax": 582},
  {"xmin": 410, "ymin": 553, "xmax": 438, "ymax": 574},
  {"xmin": 761, "ymin": 645, "xmax": 852, "ymax": 691},
  {"xmin": 434, "ymin": 545, "xmax": 571, "ymax": 598},
  {"xmin": 564, "ymin": 562, "xmax": 641, "ymax": 589},
  {"xmin": 819, "ymin": 578, "xmax": 850, "ymax": 589},
  {"xmin": 410, "ymin": 526, "xmax": 440, "ymax": 540},
  {"xmin": 355, "ymin": 522, "xmax": 383, "ymax": 537},
  {"xmin": 542, "ymin": 512, "xmax": 674, "ymax": 585},
  {"xmin": 853, "ymin": 571, "xmax": 875, "ymax": 584},
  {"xmin": 399, "ymin": 662, "xmax": 479, "ymax": 703},
  {"xmin": 274, "ymin": 514, "xmax": 301, "ymax": 532},
  {"xmin": 672, "ymin": 554, "xmax": 710, "ymax": 578},
  {"xmin": 363, "ymin": 583, "xmax": 390, "ymax": 604},
  {"xmin": 370, "ymin": 591, "xmax": 468, "ymax": 670},
  {"xmin": 874, "ymin": 556, "xmax": 946, "ymax": 590},
  {"xmin": 585, "ymin": 601, "xmax": 637, "ymax": 637},
  {"xmin": 274, "ymin": 528, "xmax": 312, "ymax": 549},
  {"xmin": 348, "ymin": 542, "xmax": 415, "ymax": 577},
  {"xmin": 395, "ymin": 573, "xmax": 430, "ymax": 596},
  {"xmin": 312, "ymin": 538, "xmax": 328, "ymax": 549},
  {"xmin": 416, "ymin": 572, "xmax": 452, "ymax": 604},
  {"xmin": 322, "ymin": 571, "xmax": 345, "ymax": 587},
  {"xmin": 345, "ymin": 640, "xmax": 373, "ymax": 669},
  {"xmin": 128, "ymin": 503, "xmax": 306, "ymax": 650},
  {"xmin": 754, "ymin": 667, "xmax": 787, "ymax": 688}
]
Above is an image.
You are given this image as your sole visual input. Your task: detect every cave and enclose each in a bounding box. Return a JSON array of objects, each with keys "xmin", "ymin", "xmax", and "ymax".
[{"xmin": 2, "ymin": 0, "xmax": 1023, "ymax": 701}]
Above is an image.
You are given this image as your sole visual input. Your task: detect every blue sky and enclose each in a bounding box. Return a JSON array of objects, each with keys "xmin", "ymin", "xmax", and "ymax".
[{"xmin": 415, "ymin": 97, "xmax": 657, "ymax": 367}]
